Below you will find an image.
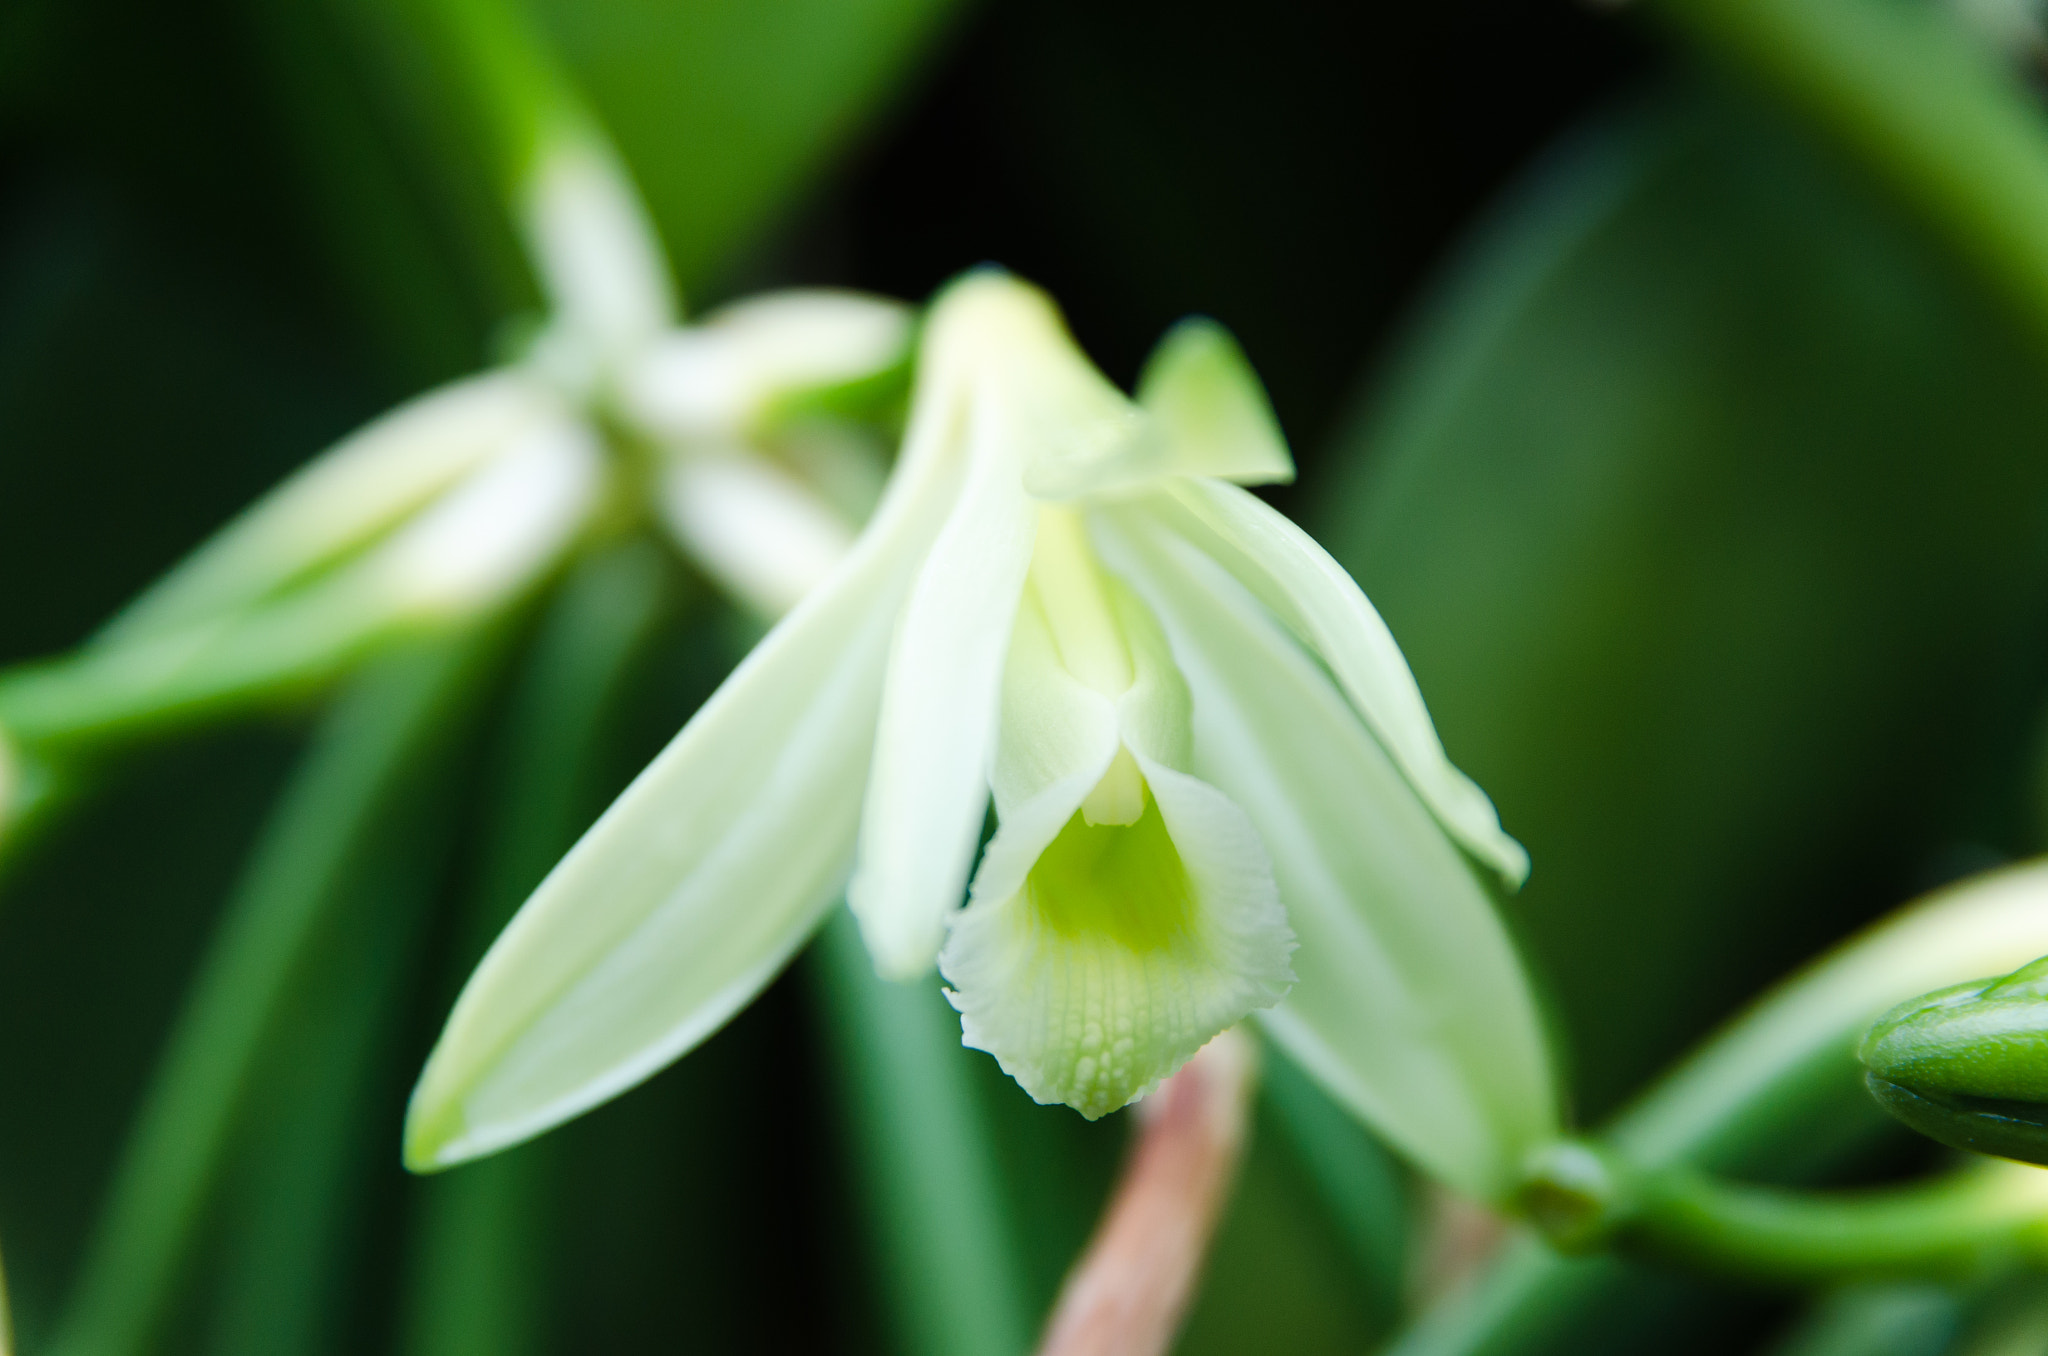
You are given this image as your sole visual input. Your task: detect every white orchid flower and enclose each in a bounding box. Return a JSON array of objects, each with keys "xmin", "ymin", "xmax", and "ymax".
[
  {"xmin": 406, "ymin": 270, "xmax": 1559, "ymax": 1201},
  {"xmin": 0, "ymin": 130, "xmax": 910, "ymax": 789}
]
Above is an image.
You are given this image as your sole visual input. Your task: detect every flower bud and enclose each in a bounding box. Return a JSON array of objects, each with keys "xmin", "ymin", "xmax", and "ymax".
[{"xmin": 1858, "ymin": 955, "xmax": 2048, "ymax": 1164}]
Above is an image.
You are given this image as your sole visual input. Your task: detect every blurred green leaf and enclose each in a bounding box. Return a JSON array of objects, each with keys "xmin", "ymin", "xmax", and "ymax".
[
  {"xmin": 1319, "ymin": 77, "xmax": 2048, "ymax": 1123},
  {"xmin": 1172, "ymin": 1072, "xmax": 1399, "ymax": 1356},
  {"xmin": 534, "ymin": 0, "xmax": 971, "ymax": 296},
  {"xmin": 402, "ymin": 542, "xmax": 675, "ymax": 1356},
  {"xmin": 44, "ymin": 628, "xmax": 493, "ymax": 1356},
  {"xmin": 811, "ymin": 908, "xmax": 1034, "ymax": 1356},
  {"xmin": 1762, "ymin": 1284, "xmax": 1962, "ymax": 1356}
]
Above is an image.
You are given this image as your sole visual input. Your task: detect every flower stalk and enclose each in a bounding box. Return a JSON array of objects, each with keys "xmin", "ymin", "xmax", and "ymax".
[{"xmin": 1034, "ymin": 1028, "xmax": 1258, "ymax": 1356}]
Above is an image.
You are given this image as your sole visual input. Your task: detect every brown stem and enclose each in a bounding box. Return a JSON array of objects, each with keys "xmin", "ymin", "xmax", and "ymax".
[{"xmin": 1034, "ymin": 1027, "xmax": 1258, "ymax": 1356}]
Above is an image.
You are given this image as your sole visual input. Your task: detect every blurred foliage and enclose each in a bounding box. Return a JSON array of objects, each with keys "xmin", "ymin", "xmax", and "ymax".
[{"xmin": 1323, "ymin": 76, "xmax": 2048, "ymax": 1122}]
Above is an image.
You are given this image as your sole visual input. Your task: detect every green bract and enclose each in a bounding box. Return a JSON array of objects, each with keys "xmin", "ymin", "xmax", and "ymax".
[
  {"xmin": 406, "ymin": 269, "xmax": 1558, "ymax": 1201},
  {"xmin": 1860, "ymin": 954, "xmax": 2048, "ymax": 1165}
]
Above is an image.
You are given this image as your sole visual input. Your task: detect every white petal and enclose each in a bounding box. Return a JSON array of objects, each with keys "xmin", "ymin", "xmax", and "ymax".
[
  {"xmin": 0, "ymin": 416, "xmax": 601, "ymax": 737},
  {"xmin": 1134, "ymin": 318, "xmax": 1295, "ymax": 486},
  {"xmin": 98, "ymin": 373, "xmax": 551, "ymax": 645},
  {"xmin": 658, "ymin": 449, "xmax": 858, "ymax": 618},
  {"xmin": 622, "ymin": 290, "xmax": 912, "ymax": 439},
  {"xmin": 925, "ymin": 272, "xmax": 1162, "ymax": 504},
  {"xmin": 1107, "ymin": 568, "xmax": 1194, "ymax": 773},
  {"xmin": 847, "ymin": 386, "xmax": 1039, "ymax": 979},
  {"xmin": 521, "ymin": 130, "xmax": 675, "ymax": 358},
  {"xmin": 1098, "ymin": 513, "xmax": 1557, "ymax": 1200},
  {"xmin": 406, "ymin": 365, "xmax": 969, "ymax": 1170},
  {"xmin": 983, "ymin": 585, "xmax": 1122, "ymax": 829},
  {"xmin": 941, "ymin": 755, "xmax": 1292, "ymax": 1120},
  {"xmin": 373, "ymin": 415, "xmax": 604, "ymax": 619},
  {"xmin": 1134, "ymin": 481, "xmax": 1529, "ymax": 887}
]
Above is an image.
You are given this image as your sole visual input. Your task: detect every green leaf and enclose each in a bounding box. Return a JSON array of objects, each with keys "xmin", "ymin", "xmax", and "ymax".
[
  {"xmin": 532, "ymin": 0, "xmax": 971, "ymax": 295},
  {"xmin": 810, "ymin": 908, "xmax": 1033, "ymax": 1356},
  {"xmin": 1318, "ymin": 79, "xmax": 2048, "ymax": 1122},
  {"xmin": 43, "ymin": 629, "xmax": 494, "ymax": 1356},
  {"xmin": 403, "ymin": 542, "xmax": 674, "ymax": 1356}
]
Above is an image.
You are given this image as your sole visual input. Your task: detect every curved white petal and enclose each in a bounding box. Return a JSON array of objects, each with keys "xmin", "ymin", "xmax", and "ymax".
[
  {"xmin": 521, "ymin": 130, "xmax": 674, "ymax": 358},
  {"xmin": 847, "ymin": 385, "xmax": 1039, "ymax": 979},
  {"xmin": 1134, "ymin": 318, "xmax": 1295, "ymax": 486},
  {"xmin": 658, "ymin": 450, "xmax": 858, "ymax": 619},
  {"xmin": 1137, "ymin": 481, "xmax": 1530, "ymax": 887},
  {"xmin": 1098, "ymin": 512, "xmax": 1556, "ymax": 1201},
  {"xmin": 623, "ymin": 290, "xmax": 912, "ymax": 439},
  {"xmin": 982, "ymin": 585, "xmax": 1123, "ymax": 836},
  {"xmin": 373, "ymin": 414, "xmax": 604, "ymax": 619},
  {"xmin": 99, "ymin": 372, "xmax": 551, "ymax": 645},
  {"xmin": 406, "ymin": 365, "xmax": 969, "ymax": 1171},
  {"xmin": 942, "ymin": 755, "xmax": 1292, "ymax": 1120}
]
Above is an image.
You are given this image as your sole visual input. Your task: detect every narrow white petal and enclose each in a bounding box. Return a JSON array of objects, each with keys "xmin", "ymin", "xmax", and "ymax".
[
  {"xmin": 622, "ymin": 290, "xmax": 912, "ymax": 439},
  {"xmin": 983, "ymin": 586, "xmax": 1123, "ymax": 831},
  {"xmin": 407, "ymin": 366, "xmax": 969, "ymax": 1170},
  {"xmin": 1134, "ymin": 482, "xmax": 1530, "ymax": 887},
  {"xmin": 1106, "ymin": 568, "xmax": 1194, "ymax": 773},
  {"xmin": 374, "ymin": 415, "xmax": 604, "ymax": 619},
  {"xmin": 1099, "ymin": 514, "xmax": 1556, "ymax": 1200},
  {"xmin": 848, "ymin": 387, "xmax": 1039, "ymax": 979},
  {"xmin": 658, "ymin": 450, "xmax": 858, "ymax": 619},
  {"xmin": 942, "ymin": 755, "xmax": 1292, "ymax": 1120},
  {"xmin": 98, "ymin": 373, "xmax": 550, "ymax": 645},
  {"xmin": 521, "ymin": 130, "xmax": 675, "ymax": 358},
  {"xmin": 1134, "ymin": 318, "xmax": 1295, "ymax": 486}
]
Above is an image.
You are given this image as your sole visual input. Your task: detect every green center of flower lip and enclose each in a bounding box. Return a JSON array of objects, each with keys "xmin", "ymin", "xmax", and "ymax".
[{"xmin": 1025, "ymin": 791, "xmax": 1193, "ymax": 953}]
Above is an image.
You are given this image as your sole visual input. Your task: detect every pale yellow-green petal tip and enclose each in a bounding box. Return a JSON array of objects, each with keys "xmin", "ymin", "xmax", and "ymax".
[
  {"xmin": 401, "ymin": 1089, "xmax": 465, "ymax": 1175},
  {"xmin": 942, "ymin": 769, "xmax": 1294, "ymax": 1118},
  {"xmin": 1136, "ymin": 318, "xmax": 1296, "ymax": 487},
  {"xmin": 401, "ymin": 1056, "xmax": 499, "ymax": 1174},
  {"xmin": 0, "ymin": 724, "xmax": 17, "ymax": 846}
]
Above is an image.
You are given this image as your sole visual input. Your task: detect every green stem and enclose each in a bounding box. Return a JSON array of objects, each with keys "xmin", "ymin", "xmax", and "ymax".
[
  {"xmin": 0, "ymin": 604, "xmax": 445, "ymax": 758},
  {"xmin": 44, "ymin": 627, "xmax": 495, "ymax": 1356},
  {"xmin": 1628, "ymin": 1164, "xmax": 2048, "ymax": 1283},
  {"xmin": 811, "ymin": 909, "xmax": 1036, "ymax": 1356},
  {"xmin": 1383, "ymin": 868, "xmax": 2048, "ymax": 1356},
  {"xmin": 1650, "ymin": 0, "xmax": 2048, "ymax": 358},
  {"xmin": 401, "ymin": 541, "xmax": 674, "ymax": 1356}
]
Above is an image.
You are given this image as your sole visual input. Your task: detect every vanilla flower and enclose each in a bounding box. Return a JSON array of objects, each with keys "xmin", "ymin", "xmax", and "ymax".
[
  {"xmin": 0, "ymin": 133, "xmax": 908, "ymax": 810},
  {"xmin": 407, "ymin": 270, "xmax": 1558, "ymax": 1200}
]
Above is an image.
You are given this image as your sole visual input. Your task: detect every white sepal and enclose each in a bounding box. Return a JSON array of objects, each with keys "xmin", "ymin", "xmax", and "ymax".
[
  {"xmin": 1144, "ymin": 480, "xmax": 1529, "ymax": 887},
  {"xmin": 658, "ymin": 450, "xmax": 857, "ymax": 620},
  {"xmin": 623, "ymin": 290, "xmax": 911, "ymax": 439},
  {"xmin": 1098, "ymin": 511, "xmax": 1556, "ymax": 1201},
  {"xmin": 375, "ymin": 414, "xmax": 603, "ymax": 619},
  {"xmin": 521, "ymin": 130, "xmax": 675, "ymax": 362},
  {"xmin": 1134, "ymin": 318, "xmax": 1295, "ymax": 486},
  {"xmin": 405, "ymin": 358, "xmax": 969, "ymax": 1169},
  {"xmin": 847, "ymin": 385, "xmax": 1039, "ymax": 979},
  {"xmin": 99, "ymin": 373, "xmax": 551, "ymax": 646}
]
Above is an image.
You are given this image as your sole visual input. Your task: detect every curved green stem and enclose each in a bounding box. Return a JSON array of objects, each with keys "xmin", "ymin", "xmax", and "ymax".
[
  {"xmin": 44, "ymin": 626, "xmax": 496, "ymax": 1356},
  {"xmin": 1650, "ymin": 0, "xmax": 2048, "ymax": 358},
  {"xmin": 1628, "ymin": 1163, "xmax": 2048, "ymax": 1283},
  {"xmin": 1384, "ymin": 865, "xmax": 2048, "ymax": 1356}
]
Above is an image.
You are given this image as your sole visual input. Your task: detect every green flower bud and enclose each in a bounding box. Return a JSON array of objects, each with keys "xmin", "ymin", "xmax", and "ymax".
[{"xmin": 1858, "ymin": 955, "xmax": 2048, "ymax": 1165}]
